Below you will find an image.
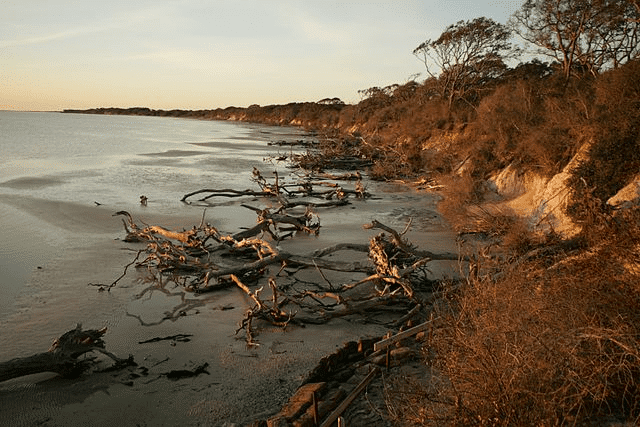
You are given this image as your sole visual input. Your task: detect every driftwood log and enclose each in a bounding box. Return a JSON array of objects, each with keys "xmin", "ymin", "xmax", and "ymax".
[{"xmin": 0, "ymin": 325, "xmax": 134, "ymax": 383}]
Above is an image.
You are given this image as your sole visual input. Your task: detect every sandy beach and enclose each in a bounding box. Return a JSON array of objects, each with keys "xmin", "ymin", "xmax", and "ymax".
[{"xmin": 0, "ymin": 178, "xmax": 459, "ymax": 426}]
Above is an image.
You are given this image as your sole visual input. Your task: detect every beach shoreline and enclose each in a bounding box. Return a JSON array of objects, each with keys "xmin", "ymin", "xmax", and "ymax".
[{"xmin": 0, "ymin": 177, "xmax": 458, "ymax": 426}]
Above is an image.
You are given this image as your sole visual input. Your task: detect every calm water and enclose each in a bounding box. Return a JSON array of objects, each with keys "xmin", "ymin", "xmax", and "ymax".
[
  {"xmin": 0, "ymin": 111, "xmax": 307, "ymax": 358},
  {"xmin": 0, "ymin": 111, "xmax": 304, "ymax": 208}
]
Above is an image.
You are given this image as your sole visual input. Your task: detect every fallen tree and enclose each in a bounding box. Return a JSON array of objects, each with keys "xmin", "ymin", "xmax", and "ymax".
[
  {"xmin": 180, "ymin": 167, "xmax": 369, "ymax": 205},
  {"xmin": 0, "ymin": 325, "xmax": 134, "ymax": 383}
]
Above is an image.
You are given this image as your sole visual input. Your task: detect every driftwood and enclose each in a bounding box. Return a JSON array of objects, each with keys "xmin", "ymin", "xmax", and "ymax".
[
  {"xmin": 181, "ymin": 167, "xmax": 369, "ymax": 204},
  {"xmin": 105, "ymin": 210, "xmax": 451, "ymax": 343},
  {"xmin": 365, "ymin": 219, "xmax": 459, "ymax": 261},
  {"xmin": 180, "ymin": 188, "xmax": 273, "ymax": 203},
  {"xmin": 96, "ymin": 169, "xmax": 460, "ymax": 344},
  {"xmin": 138, "ymin": 334, "xmax": 193, "ymax": 344},
  {"xmin": 267, "ymin": 139, "xmax": 319, "ymax": 148},
  {"xmin": 0, "ymin": 325, "xmax": 134, "ymax": 383},
  {"xmin": 163, "ymin": 362, "xmax": 210, "ymax": 380},
  {"xmin": 232, "ymin": 275, "xmax": 297, "ymax": 346},
  {"xmin": 292, "ymin": 151, "xmax": 374, "ymax": 172},
  {"xmin": 373, "ymin": 318, "xmax": 436, "ymax": 352}
]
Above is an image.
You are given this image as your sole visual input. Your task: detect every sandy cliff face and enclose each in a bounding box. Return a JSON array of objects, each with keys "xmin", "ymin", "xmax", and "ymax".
[
  {"xmin": 487, "ymin": 139, "xmax": 640, "ymax": 238},
  {"xmin": 486, "ymin": 141, "xmax": 594, "ymax": 237},
  {"xmin": 607, "ymin": 174, "xmax": 640, "ymax": 208}
]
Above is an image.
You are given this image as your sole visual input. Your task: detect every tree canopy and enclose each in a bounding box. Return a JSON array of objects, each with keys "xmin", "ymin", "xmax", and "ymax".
[
  {"xmin": 413, "ymin": 17, "xmax": 517, "ymax": 108},
  {"xmin": 511, "ymin": 0, "xmax": 640, "ymax": 78}
]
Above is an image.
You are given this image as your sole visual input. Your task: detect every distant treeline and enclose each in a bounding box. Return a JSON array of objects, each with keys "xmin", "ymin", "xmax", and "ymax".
[
  {"xmin": 63, "ymin": 55, "xmax": 640, "ymax": 192},
  {"xmin": 63, "ymin": 107, "xmax": 211, "ymax": 118},
  {"xmin": 62, "ymin": 98, "xmax": 348, "ymax": 129}
]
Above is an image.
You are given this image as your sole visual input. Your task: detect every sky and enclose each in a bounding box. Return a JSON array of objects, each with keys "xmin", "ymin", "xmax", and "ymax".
[{"xmin": 1, "ymin": 0, "xmax": 523, "ymax": 111}]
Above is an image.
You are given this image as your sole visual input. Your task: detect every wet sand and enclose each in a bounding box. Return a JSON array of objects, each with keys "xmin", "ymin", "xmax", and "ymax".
[{"xmin": 0, "ymin": 181, "xmax": 459, "ymax": 426}]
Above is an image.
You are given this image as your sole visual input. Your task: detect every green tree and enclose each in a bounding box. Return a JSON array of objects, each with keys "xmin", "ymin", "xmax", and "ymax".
[
  {"xmin": 511, "ymin": 0, "xmax": 640, "ymax": 79},
  {"xmin": 413, "ymin": 17, "xmax": 517, "ymax": 108}
]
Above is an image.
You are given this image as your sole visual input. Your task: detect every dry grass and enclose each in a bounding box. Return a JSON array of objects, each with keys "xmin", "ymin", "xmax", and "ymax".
[
  {"xmin": 438, "ymin": 181, "xmax": 542, "ymax": 257},
  {"xmin": 386, "ymin": 207, "xmax": 640, "ymax": 426},
  {"xmin": 436, "ymin": 174, "xmax": 485, "ymax": 232}
]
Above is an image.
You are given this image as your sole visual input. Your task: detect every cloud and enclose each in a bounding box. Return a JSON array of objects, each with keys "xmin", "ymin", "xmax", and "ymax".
[
  {"xmin": 0, "ymin": 25, "xmax": 108, "ymax": 48},
  {"xmin": 0, "ymin": 4, "xmax": 161, "ymax": 49},
  {"xmin": 106, "ymin": 41, "xmax": 271, "ymax": 76},
  {"xmin": 277, "ymin": 3, "xmax": 352, "ymax": 46}
]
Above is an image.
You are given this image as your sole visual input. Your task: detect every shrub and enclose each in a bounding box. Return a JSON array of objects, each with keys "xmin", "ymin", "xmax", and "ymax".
[
  {"xmin": 465, "ymin": 73, "xmax": 592, "ymax": 178},
  {"xmin": 436, "ymin": 174, "xmax": 485, "ymax": 232},
  {"xmin": 389, "ymin": 186, "xmax": 640, "ymax": 426},
  {"xmin": 399, "ymin": 220, "xmax": 640, "ymax": 425},
  {"xmin": 568, "ymin": 60, "xmax": 640, "ymax": 219}
]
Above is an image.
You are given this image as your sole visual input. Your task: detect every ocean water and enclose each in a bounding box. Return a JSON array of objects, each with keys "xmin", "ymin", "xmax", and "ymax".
[
  {"xmin": 0, "ymin": 111, "xmax": 307, "ymax": 359},
  {"xmin": 0, "ymin": 111, "xmax": 305, "ymax": 208}
]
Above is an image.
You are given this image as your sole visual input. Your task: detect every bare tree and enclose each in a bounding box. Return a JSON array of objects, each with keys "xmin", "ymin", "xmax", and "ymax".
[
  {"xmin": 413, "ymin": 17, "xmax": 517, "ymax": 108},
  {"xmin": 511, "ymin": 0, "xmax": 640, "ymax": 79}
]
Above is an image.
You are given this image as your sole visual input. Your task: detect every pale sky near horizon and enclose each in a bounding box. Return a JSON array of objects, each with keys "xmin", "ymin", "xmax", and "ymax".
[{"xmin": 1, "ymin": 0, "xmax": 522, "ymax": 111}]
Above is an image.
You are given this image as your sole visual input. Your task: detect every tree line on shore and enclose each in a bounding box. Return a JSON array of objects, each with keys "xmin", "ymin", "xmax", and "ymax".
[{"xmin": 64, "ymin": 0, "xmax": 640, "ymax": 208}]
